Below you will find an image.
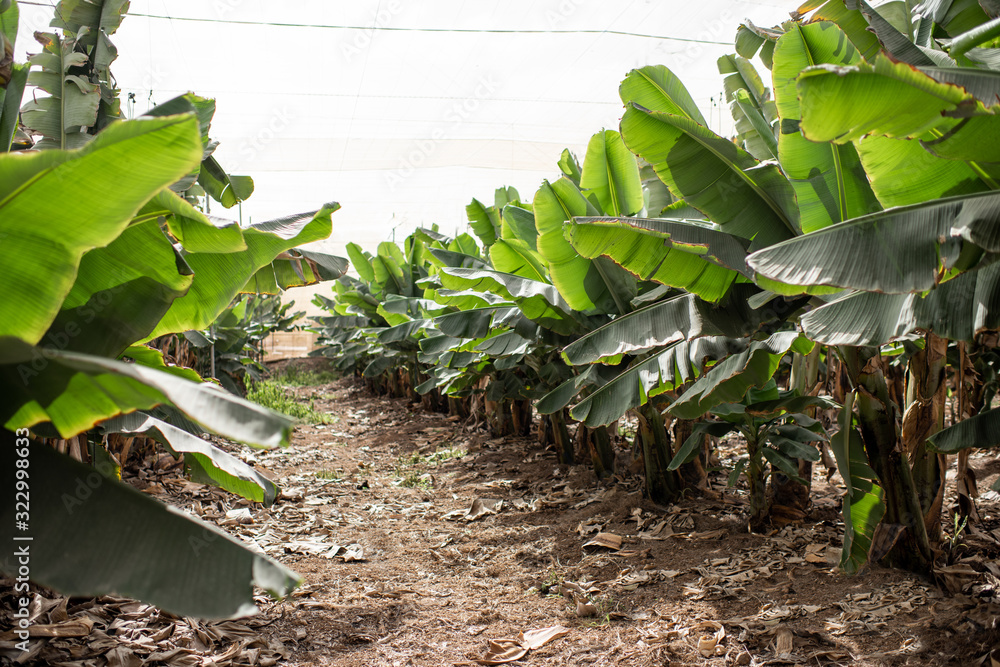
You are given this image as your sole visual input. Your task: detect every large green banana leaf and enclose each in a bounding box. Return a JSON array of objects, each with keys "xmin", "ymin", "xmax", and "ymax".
[
  {"xmin": 499, "ymin": 204, "xmax": 538, "ymax": 249},
  {"xmin": 489, "ymin": 238, "xmax": 549, "ymax": 281},
  {"xmin": 569, "ymin": 337, "xmax": 743, "ymax": 427},
  {"xmin": 0, "ymin": 441, "xmax": 299, "ymax": 619},
  {"xmin": 372, "ymin": 240, "xmax": 412, "ymax": 296},
  {"xmin": 806, "ymin": 0, "xmax": 883, "ymax": 61},
  {"xmin": 439, "ymin": 268, "xmax": 579, "ymax": 335},
  {"xmin": 147, "ymin": 189, "xmax": 247, "ymax": 254},
  {"xmin": 796, "ymin": 53, "xmax": 1000, "ymax": 195},
  {"xmin": 772, "ymin": 22, "xmax": 881, "ymax": 233},
  {"xmin": 747, "ymin": 191, "xmax": 1000, "ymax": 294},
  {"xmin": 434, "ymin": 306, "xmax": 519, "ymax": 338},
  {"xmin": 668, "ymin": 332, "xmax": 814, "ymax": 420},
  {"xmin": 40, "ymin": 219, "xmax": 193, "ymax": 359},
  {"xmin": 3, "ymin": 338, "xmax": 294, "ymax": 444},
  {"xmin": 797, "ymin": 55, "xmax": 1000, "ymax": 145},
  {"xmin": 101, "ymin": 412, "xmax": 279, "ymax": 506},
  {"xmin": 618, "ymin": 64, "xmax": 707, "ymax": 124},
  {"xmin": 427, "ymin": 247, "xmax": 489, "ymax": 270},
  {"xmin": 798, "ymin": 262, "xmax": 1000, "ymax": 345},
  {"xmin": 926, "ymin": 407, "xmax": 1000, "ymax": 453},
  {"xmin": 532, "ymin": 178, "xmax": 634, "ymax": 314},
  {"xmin": 561, "ymin": 289, "xmax": 761, "ymax": 366},
  {"xmin": 579, "ymin": 129, "xmax": 644, "ymax": 217},
  {"xmin": 467, "ymin": 197, "xmax": 500, "ymax": 248},
  {"xmin": 618, "ymin": 100, "xmax": 798, "ymax": 248},
  {"xmin": 565, "ymin": 217, "xmax": 750, "ymax": 303},
  {"xmin": 0, "ymin": 115, "xmax": 203, "ymax": 346},
  {"xmin": 346, "ymin": 242, "xmax": 376, "ymax": 283},
  {"xmin": 856, "ymin": 133, "xmax": 987, "ymax": 208},
  {"xmin": 144, "ymin": 203, "xmax": 339, "ymax": 339}
]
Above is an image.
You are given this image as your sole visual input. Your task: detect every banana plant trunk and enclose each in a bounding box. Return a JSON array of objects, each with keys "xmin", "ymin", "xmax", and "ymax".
[
  {"xmin": 550, "ymin": 409, "xmax": 573, "ymax": 464},
  {"xmin": 843, "ymin": 347, "xmax": 933, "ymax": 572},
  {"xmin": 635, "ymin": 403, "xmax": 679, "ymax": 503},
  {"xmin": 511, "ymin": 399, "xmax": 533, "ymax": 437},
  {"xmin": 746, "ymin": 432, "xmax": 769, "ymax": 533},
  {"xmin": 902, "ymin": 333, "xmax": 948, "ymax": 545},
  {"xmin": 576, "ymin": 424, "xmax": 615, "ymax": 479}
]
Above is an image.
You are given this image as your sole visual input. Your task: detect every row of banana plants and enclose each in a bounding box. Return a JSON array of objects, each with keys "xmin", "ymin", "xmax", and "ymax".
[
  {"xmin": 0, "ymin": 0, "xmax": 348, "ymax": 618},
  {"xmin": 315, "ymin": 0, "xmax": 1000, "ymax": 576}
]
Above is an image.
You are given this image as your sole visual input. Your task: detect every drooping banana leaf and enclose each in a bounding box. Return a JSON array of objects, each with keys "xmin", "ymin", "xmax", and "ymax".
[
  {"xmin": 3, "ymin": 338, "xmax": 294, "ymax": 445},
  {"xmin": 927, "ymin": 406, "xmax": 1000, "ymax": 453},
  {"xmin": 101, "ymin": 412, "xmax": 279, "ymax": 505},
  {"xmin": 144, "ymin": 203, "xmax": 339, "ymax": 340},
  {"xmin": 570, "ymin": 337, "xmax": 745, "ymax": 427},
  {"xmin": 565, "ymin": 216, "xmax": 750, "ymax": 303},
  {"xmin": 0, "ymin": 115, "xmax": 203, "ymax": 346},
  {"xmin": 798, "ymin": 261, "xmax": 1000, "ymax": 345},
  {"xmin": 562, "ymin": 289, "xmax": 762, "ymax": 366},
  {"xmin": 668, "ymin": 332, "xmax": 814, "ymax": 420},
  {"xmin": 40, "ymin": 219, "xmax": 193, "ymax": 359},
  {"xmin": 797, "ymin": 54, "xmax": 1000, "ymax": 145},
  {"xmin": 489, "ymin": 238, "xmax": 548, "ymax": 282},
  {"xmin": 145, "ymin": 189, "xmax": 246, "ymax": 254},
  {"xmin": 439, "ymin": 267, "xmax": 580, "ymax": 335},
  {"xmin": 618, "ymin": 97, "xmax": 798, "ymax": 247},
  {"xmin": 747, "ymin": 190, "xmax": 1000, "ymax": 294},
  {"xmin": 0, "ymin": 440, "xmax": 299, "ymax": 619}
]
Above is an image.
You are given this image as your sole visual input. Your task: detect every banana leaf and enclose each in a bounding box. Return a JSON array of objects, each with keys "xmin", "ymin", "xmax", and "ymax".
[
  {"xmin": 618, "ymin": 99, "xmax": 798, "ymax": 248},
  {"xmin": 668, "ymin": 332, "xmax": 814, "ymax": 420},
  {"xmin": 747, "ymin": 191, "xmax": 1000, "ymax": 294},
  {"xmin": 533, "ymin": 178, "xmax": 635, "ymax": 314},
  {"xmin": 565, "ymin": 216, "xmax": 750, "ymax": 303},
  {"xmin": 0, "ymin": 440, "xmax": 299, "ymax": 619},
  {"xmin": 0, "ymin": 117, "xmax": 201, "ymax": 346},
  {"xmin": 579, "ymin": 129, "xmax": 643, "ymax": 217},
  {"xmin": 772, "ymin": 22, "xmax": 880, "ymax": 233},
  {"xmin": 562, "ymin": 289, "xmax": 762, "ymax": 366}
]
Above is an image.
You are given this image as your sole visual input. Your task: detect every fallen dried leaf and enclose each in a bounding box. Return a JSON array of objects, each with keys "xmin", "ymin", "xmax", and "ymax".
[
  {"xmin": 583, "ymin": 532, "xmax": 623, "ymax": 551},
  {"xmin": 519, "ymin": 625, "xmax": 570, "ymax": 650},
  {"xmin": 476, "ymin": 638, "xmax": 528, "ymax": 665}
]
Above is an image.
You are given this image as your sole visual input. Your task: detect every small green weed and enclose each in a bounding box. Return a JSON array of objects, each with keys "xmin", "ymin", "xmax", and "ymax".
[
  {"xmin": 400, "ymin": 447, "xmax": 465, "ymax": 466},
  {"xmin": 271, "ymin": 364, "xmax": 338, "ymax": 387},
  {"xmin": 314, "ymin": 468, "xmax": 342, "ymax": 480},
  {"xmin": 246, "ymin": 379, "xmax": 334, "ymax": 424},
  {"xmin": 397, "ymin": 470, "xmax": 433, "ymax": 490}
]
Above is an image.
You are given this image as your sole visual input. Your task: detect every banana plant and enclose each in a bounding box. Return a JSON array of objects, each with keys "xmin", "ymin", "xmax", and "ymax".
[
  {"xmin": 0, "ymin": 114, "xmax": 319, "ymax": 617},
  {"xmin": 669, "ymin": 376, "xmax": 836, "ymax": 531}
]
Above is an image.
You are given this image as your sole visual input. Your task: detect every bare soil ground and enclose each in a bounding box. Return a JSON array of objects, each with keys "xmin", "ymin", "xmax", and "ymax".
[{"xmin": 5, "ymin": 361, "xmax": 1000, "ymax": 666}]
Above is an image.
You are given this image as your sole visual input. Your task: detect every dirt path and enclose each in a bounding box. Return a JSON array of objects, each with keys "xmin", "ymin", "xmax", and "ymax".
[
  {"xmin": 5, "ymin": 372, "xmax": 1000, "ymax": 666},
  {"xmin": 234, "ymin": 375, "xmax": 999, "ymax": 666}
]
